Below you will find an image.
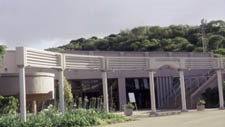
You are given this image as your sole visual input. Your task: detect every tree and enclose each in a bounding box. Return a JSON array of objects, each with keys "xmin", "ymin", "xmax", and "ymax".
[
  {"xmin": 148, "ymin": 39, "xmax": 160, "ymax": 51},
  {"xmin": 0, "ymin": 45, "xmax": 6, "ymax": 68},
  {"xmin": 95, "ymin": 39, "xmax": 109, "ymax": 50},
  {"xmin": 47, "ymin": 19, "xmax": 225, "ymax": 57},
  {"xmin": 206, "ymin": 20, "xmax": 225, "ymax": 33},
  {"xmin": 208, "ymin": 35, "xmax": 225, "ymax": 49},
  {"xmin": 64, "ymin": 77, "xmax": 73, "ymax": 104}
]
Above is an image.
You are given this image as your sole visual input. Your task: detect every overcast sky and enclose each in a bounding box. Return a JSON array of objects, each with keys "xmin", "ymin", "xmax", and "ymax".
[{"xmin": 0, "ymin": 0, "xmax": 225, "ymax": 49}]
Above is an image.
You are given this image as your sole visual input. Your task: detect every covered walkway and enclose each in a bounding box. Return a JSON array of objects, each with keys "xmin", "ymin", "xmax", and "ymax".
[{"xmin": 15, "ymin": 47, "xmax": 225, "ymax": 121}]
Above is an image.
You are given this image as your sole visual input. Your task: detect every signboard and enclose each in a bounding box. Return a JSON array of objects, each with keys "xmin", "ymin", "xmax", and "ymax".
[{"xmin": 128, "ymin": 92, "xmax": 136, "ymax": 103}]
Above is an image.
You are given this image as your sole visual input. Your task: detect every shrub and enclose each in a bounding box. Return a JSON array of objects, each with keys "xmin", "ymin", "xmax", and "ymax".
[
  {"xmin": 197, "ymin": 99, "xmax": 206, "ymax": 106},
  {"xmin": 125, "ymin": 103, "xmax": 134, "ymax": 109},
  {"xmin": 24, "ymin": 105, "xmax": 61, "ymax": 127},
  {"xmin": 0, "ymin": 114, "xmax": 22, "ymax": 127},
  {"xmin": 0, "ymin": 96, "xmax": 18, "ymax": 114},
  {"xmin": 0, "ymin": 105, "xmax": 131, "ymax": 127},
  {"xmin": 201, "ymin": 84, "xmax": 225, "ymax": 108},
  {"xmin": 0, "ymin": 45, "xmax": 6, "ymax": 68},
  {"xmin": 64, "ymin": 77, "xmax": 73, "ymax": 104},
  {"xmin": 73, "ymin": 96, "xmax": 104, "ymax": 112}
]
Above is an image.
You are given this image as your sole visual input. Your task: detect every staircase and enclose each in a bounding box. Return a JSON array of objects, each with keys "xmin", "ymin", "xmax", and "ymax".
[
  {"xmin": 161, "ymin": 70, "xmax": 217, "ymax": 109},
  {"xmin": 190, "ymin": 73, "xmax": 219, "ymax": 108}
]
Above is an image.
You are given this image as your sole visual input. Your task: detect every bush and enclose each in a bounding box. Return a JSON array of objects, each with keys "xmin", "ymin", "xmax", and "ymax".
[
  {"xmin": 201, "ymin": 84, "xmax": 225, "ymax": 108},
  {"xmin": 125, "ymin": 103, "xmax": 134, "ymax": 109},
  {"xmin": 197, "ymin": 100, "xmax": 206, "ymax": 106},
  {"xmin": 0, "ymin": 96, "xmax": 18, "ymax": 114},
  {"xmin": 64, "ymin": 77, "xmax": 73, "ymax": 104},
  {"xmin": 0, "ymin": 114, "xmax": 22, "ymax": 127},
  {"xmin": 0, "ymin": 45, "xmax": 6, "ymax": 68},
  {"xmin": 0, "ymin": 105, "xmax": 131, "ymax": 127},
  {"xmin": 73, "ymin": 96, "xmax": 104, "ymax": 112}
]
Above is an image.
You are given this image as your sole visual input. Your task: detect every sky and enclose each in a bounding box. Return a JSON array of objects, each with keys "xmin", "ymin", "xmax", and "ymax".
[{"xmin": 0, "ymin": 0, "xmax": 225, "ymax": 50}]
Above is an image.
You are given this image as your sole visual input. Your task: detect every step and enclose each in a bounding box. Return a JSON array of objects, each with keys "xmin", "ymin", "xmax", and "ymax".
[{"xmin": 149, "ymin": 110, "xmax": 181, "ymax": 117}]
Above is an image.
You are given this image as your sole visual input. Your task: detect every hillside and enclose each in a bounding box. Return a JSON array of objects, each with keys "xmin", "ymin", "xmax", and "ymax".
[{"xmin": 48, "ymin": 20, "xmax": 225, "ymax": 57}]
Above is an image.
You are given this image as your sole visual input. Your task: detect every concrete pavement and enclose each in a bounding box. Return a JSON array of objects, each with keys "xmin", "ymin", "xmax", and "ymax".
[{"xmin": 102, "ymin": 109, "xmax": 225, "ymax": 127}]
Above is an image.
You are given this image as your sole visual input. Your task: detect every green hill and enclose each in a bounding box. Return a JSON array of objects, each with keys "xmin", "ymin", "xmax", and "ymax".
[{"xmin": 48, "ymin": 20, "xmax": 225, "ymax": 57}]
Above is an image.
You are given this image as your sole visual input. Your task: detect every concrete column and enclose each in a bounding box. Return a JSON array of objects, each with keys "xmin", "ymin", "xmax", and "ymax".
[
  {"xmin": 161, "ymin": 76, "xmax": 166, "ymax": 106},
  {"xmin": 156, "ymin": 77, "xmax": 161, "ymax": 108},
  {"xmin": 168, "ymin": 77, "xmax": 172, "ymax": 97},
  {"xmin": 32, "ymin": 100, "xmax": 37, "ymax": 115},
  {"xmin": 216, "ymin": 70, "xmax": 224, "ymax": 109},
  {"xmin": 164, "ymin": 77, "xmax": 168, "ymax": 104},
  {"xmin": 149, "ymin": 71, "xmax": 156, "ymax": 113},
  {"xmin": 19, "ymin": 66, "xmax": 26, "ymax": 121},
  {"xmin": 179, "ymin": 69, "xmax": 187, "ymax": 112},
  {"xmin": 118, "ymin": 77, "xmax": 127, "ymax": 111},
  {"xmin": 102, "ymin": 71, "xmax": 109, "ymax": 112},
  {"xmin": 161, "ymin": 77, "xmax": 165, "ymax": 105},
  {"xmin": 159, "ymin": 77, "xmax": 164, "ymax": 107},
  {"xmin": 59, "ymin": 69, "xmax": 65, "ymax": 114}
]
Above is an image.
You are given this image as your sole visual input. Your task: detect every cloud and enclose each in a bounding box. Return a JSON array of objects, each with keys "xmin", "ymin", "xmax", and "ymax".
[{"xmin": 0, "ymin": 0, "xmax": 225, "ymax": 49}]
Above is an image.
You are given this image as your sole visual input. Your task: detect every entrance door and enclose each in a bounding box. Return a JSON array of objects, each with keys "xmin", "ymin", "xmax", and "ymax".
[{"xmin": 126, "ymin": 78, "xmax": 150, "ymax": 109}]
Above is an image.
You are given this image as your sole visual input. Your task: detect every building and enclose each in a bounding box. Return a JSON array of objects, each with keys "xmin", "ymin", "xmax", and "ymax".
[{"xmin": 0, "ymin": 47, "xmax": 224, "ymax": 121}]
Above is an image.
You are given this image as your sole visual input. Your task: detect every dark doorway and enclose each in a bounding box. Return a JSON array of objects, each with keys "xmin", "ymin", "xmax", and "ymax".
[
  {"xmin": 69, "ymin": 79, "xmax": 119, "ymax": 111},
  {"xmin": 126, "ymin": 78, "xmax": 152, "ymax": 109}
]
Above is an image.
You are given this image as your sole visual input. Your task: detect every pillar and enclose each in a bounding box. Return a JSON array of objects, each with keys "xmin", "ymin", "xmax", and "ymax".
[
  {"xmin": 179, "ymin": 69, "xmax": 187, "ymax": 112},
  {"xmin": 19, "ymin": 66, "xmax": 26, "ymax": 121},
  {"xmin": 159, "ymin": 77, "xmax": 164, "ymax": 107},
  {"xmin": 102, "ymin": 71, "xmax": 109, "ymax": 112},
  {"xmin": 59, "ymin": 69, "xmax": 65, "ymax": 114},
  {"xmin": 31, "ymin": 100, "xmax": 37, "ymax": 115},
  {"xmin": 216, "ymin": 69, "xmax": 224, "ymax": 109},
  {"xmin": 118, "ymin": 77, "xmax": 127, "ymax": 111},
  {"xmin": 156, "ymin": 77, "xmax": 161, "ymax": 108},
  {"xmin": 149, "ymin": 71, "xmax": 156, "ymax": 113}
]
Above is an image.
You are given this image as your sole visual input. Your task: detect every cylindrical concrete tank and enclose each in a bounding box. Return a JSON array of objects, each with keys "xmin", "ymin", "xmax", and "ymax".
[
  {"xmin": 0, "ymin": 72, "xmax": 55, "ymax": 112},
  {"xmin": 0, "ymin": 72, "xmax": 55, "ymax": 97}
]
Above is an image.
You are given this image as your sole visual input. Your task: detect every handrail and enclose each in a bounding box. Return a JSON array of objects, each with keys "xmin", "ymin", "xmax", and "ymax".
[{"xmin": 161, "ymin": 70, "xmax": 216, "ymax": 108}]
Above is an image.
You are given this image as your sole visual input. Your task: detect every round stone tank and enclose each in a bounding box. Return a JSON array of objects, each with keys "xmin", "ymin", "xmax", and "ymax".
[{"xmin": 0, "ymin": 72, "xmax": 55, "ymax": 111}]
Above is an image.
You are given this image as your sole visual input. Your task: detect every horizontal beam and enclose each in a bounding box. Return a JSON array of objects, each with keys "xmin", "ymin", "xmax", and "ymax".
[{"xmin": 16, "ymin": 47, "xmax": 225, "ymax": 71}]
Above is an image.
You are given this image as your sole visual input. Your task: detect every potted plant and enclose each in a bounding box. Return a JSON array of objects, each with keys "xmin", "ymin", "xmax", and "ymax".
[
  {"xmin": 124, "ymin": 102, "xmax": 134, "ymax": 116},
  {"xmin": 197, "ymin": 99, "xmax": 206, "ymax": 111}
]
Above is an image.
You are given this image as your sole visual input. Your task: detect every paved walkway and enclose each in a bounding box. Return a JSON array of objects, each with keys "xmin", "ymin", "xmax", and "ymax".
[{"xmin": 102, "ymin": 109, "xmax": 225, "ymax": 127}]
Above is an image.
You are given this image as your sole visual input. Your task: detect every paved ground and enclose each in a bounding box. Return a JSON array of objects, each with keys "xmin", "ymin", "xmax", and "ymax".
[{"xmin": 102, "ymin": 109, "xmax": 225, "ymax": 127}]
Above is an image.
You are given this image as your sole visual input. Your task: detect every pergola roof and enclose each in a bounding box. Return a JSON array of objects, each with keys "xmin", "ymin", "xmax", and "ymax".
[
  {"xmin": 14, "ymin": 47, "xmax": 225, "ymax": 121},
  {"xmin": 16, "ymin": 47, "xmax": 224, "ymax": 71}
]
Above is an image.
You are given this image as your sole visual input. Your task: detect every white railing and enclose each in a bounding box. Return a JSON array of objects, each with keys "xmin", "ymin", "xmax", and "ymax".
[
  {"xmin": 184, "ymin": 57, "xmax": 218, "ymax": 69},
  {"xmin": 64, "ymin": 54, "xmax": 104, "ymax": 70},
  {"xmin": 16, "ymin": 47, "xmax": 225, "ymax": 70},
  {"xmin": 107, "ymin": 57, "xmax": 148, "ymax": 70},
  {"xmin": 25, "ymin": 48, "xmax": 62, "ymax": 69}
]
